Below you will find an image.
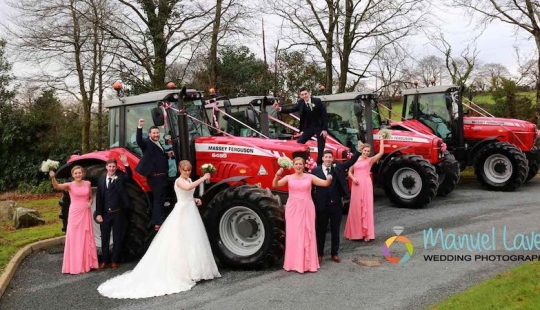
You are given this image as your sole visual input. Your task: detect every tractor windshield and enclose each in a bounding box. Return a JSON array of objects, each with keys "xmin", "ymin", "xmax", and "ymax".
[{"xmin": 405, "ymin": 92, "xmax": 453, "ymax": 141}]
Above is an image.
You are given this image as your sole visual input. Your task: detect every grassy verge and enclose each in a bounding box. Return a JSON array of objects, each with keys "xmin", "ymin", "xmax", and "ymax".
[
  {"xmin": 431, "ymin": 262, "xmax": 540, "ymax": 309},
  {"xmin": 0, "ymin": 195, "xmax": 63, "ymax": 273}
]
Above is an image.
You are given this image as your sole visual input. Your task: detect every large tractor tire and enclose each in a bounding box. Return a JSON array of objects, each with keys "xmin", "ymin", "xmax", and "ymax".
[
  {"xmin": 474, "ymin": 142, "xmax": 528, "ymax": 191},
  {"xmin": 437, "ymin": 153, "xmax": 460, "ymax": 197},
  {"xmin": 204, "ymin": 185, "xmax": 285, "ymax": 269},
  {"xmin": 382, "ymin": 154, "xmax": 439, "ymax": 208},
  {"xmin": 525, "ymin": 147, "xmax": 539, "ymax": 182}
]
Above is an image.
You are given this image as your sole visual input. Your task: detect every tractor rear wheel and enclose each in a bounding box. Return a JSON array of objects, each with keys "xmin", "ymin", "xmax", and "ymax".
[
  {"xmin": 437, "ymin": 153, "xmax": 460, "ymax": 197},
  {"xmin": 204, "ymin": 185, "xmax": 285, "ymax": 269},
  {"xmin": 382, "ymin": 155, "xmax": 438, "ymax": 208},
  {"xmin": 474, "ymin": 142, "xmax": 528, "ymax": 191}
]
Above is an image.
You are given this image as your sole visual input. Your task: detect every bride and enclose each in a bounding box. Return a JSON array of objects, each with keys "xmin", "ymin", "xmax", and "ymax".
[{"xmin": 98, "ymin": 160, "xmax": 221, "ymax": 299}]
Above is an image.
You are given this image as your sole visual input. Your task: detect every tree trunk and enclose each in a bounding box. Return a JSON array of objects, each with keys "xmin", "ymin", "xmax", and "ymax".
[
  {"xmin": 337, "ymin": 0, "xmax": 352, "ymax": 93},
  {"xmin": 210, "ymin": 0, "xmax": 223, "ymax": 89}
]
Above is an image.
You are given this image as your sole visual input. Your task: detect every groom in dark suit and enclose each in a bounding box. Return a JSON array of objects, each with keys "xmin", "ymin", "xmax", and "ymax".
[
  {"xmin": 135, "ymin": 118, "xmax": 174, "ymax": 231},
  {"xmin": 312, "ymin": 149, "xmax": 361, "ymax": 263},
  {"xmin": 273, "ymin": 87, "xmax": 328, "ymax": 165},
  {"xmin": 96, "ymin": 155, "xmax": 131, "ymax": 269}
]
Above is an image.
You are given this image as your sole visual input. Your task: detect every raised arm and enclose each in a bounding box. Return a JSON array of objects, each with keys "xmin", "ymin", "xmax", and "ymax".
[
  {"xmin": 339, "ymin": 150, "xmax": 361, "ymax": 171},
  {"xmin": 370, "ymin": 137, "xmax": 385, "ymax": 165},
  {"xmin": 274, "ymin": 100, "xmax": 300, "ymax": 114},
  {"xmin": 176, "ymin": 173, "xmax": 211, "ymax": 191},
  {"xmin": 312, "ymin": 174, "xmax": 332, "ymax": 187},
  {"xmin": 136, "ymin": 119, "xmax": 148, "ymax": 152},
  {"xmin": 49, "ymin": 171, "xmax": 70, "ymax": 191},
  {"xmin": 272, "ymin": 168, "xmax": 289, "ymax": 188}
]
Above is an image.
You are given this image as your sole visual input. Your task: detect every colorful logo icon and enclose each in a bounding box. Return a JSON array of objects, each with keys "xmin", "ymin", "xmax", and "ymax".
[{"xmin": 382, "ymin": 226, "xmax": 414, "ymax": 265}]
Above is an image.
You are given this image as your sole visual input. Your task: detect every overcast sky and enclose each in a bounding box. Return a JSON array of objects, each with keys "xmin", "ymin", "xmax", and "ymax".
[{"xmin": 0, "ymin": 0, "xmax": 536, "ymax": 88}]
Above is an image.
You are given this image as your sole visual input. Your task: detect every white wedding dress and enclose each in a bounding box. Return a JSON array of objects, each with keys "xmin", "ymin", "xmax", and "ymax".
[{"xmin": 97, "ymin": 178, "xmax": 221, "ymax": 299}]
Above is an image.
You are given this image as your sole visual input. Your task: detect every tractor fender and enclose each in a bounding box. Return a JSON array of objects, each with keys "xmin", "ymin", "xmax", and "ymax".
[
  {"xmin": 376, "ymin": 146, "xmax": 410, "ymax": 180},
  {"xmin": 201, "ymin": 175, "xmax": 252, "ymax": 205},
  {"xmin": 467, "ymin": 136, "xmax": 499, "ymax": 165}
]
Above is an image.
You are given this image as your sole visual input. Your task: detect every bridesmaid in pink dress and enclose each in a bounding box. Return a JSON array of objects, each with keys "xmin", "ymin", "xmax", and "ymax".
[
  {"xmin": 50, "ymin": 166, "xmax": 98, "ymax": 274},
  {"xmin": 344, "ymin": 137, "xmax": 385, "ymax": 241},
  {"xmin": 272, "ymin": 157, "xmax": 332, "ymax": 273}
]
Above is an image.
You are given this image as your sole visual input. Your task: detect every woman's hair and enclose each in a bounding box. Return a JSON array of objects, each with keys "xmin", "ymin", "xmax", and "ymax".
[
  {"xmin": 71, "ymin": 165, "xmax": 84, "ymax": 176},
  {"xmin": 292, "ymin": 157, "xmax": 305, "ymax": 165},
  {"xmin": 178, "ymin": 160, "xmax": 192, "ymax": 171},
  {"xmin": 360, "ymin": 143, "xmax": 371, "ymax": 151}
]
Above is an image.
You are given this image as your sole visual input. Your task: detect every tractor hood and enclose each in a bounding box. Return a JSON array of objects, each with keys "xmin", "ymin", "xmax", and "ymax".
[
  {"xmin": 463, "ymin": 116, "xmax": 537, "ymax": 150},
  {"xmin": 392, "ymin": 119, "xmax": 438, "ymax": 136},
  {"xmin": 463, "ymin": 116, "xmax": 536, "ymax": 131}
]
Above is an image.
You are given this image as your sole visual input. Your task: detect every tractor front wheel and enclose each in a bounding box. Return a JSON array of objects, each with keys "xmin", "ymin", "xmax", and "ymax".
[
  {"xmin": 437, "ymin": 153, "xmax": 460, "ymax": 197},
  {"xmin": 382, "ymin": 155, "xmax": 439, "ymax": 208},
  {"xmin": 204, "ymin": 185, "xmax": 285, "ymax": 269},
  {"xmin": 474, "ymin": 142, "xmax": 528, "ymax": 191}
]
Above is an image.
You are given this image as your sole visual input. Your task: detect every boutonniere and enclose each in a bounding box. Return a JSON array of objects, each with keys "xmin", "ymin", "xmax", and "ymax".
[
  {"xmin": 332, "ymin": 163, "xmax": 336, "ymax": 168},
  {"xmin": 309, "ymin": 103, "xmax": 316, "ymax": 109},
  {"xmin": 112, "ymin": 175, "xmax": 118, "ymax": 181}
]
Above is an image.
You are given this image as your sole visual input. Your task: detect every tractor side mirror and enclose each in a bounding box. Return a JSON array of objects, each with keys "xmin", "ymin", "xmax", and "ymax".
[
  {"xmin": 244, "ymin": 108, "xmax": 257, "ymax": 126},
  {"xmin": 151, "ymin": 107, "xmax": 165, "ymax": 127},
  {"xmin": 221, "ymin": 100, "xmax": 232, "ymax": 121},
  {"xmin": 353, "ymin": 102, "xmax": 363, "ymax": 116},
  {"xmin": 224, "ymin": 100, "xmax": 232, "ymax": 114}
]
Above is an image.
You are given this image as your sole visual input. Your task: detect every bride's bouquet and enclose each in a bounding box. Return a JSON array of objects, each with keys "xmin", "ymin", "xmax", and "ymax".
[
  {"xmin": 379, "ymin": 128, "xmax": 392, "ymax": 139},
  {"xmin": 277, "ymin": 156, "xmax": 293, "ymax": 169},
  {"xmin": 201, "ymin": 163, "xmax": 217, "ymax": 183},
  {"xmin": 40, "ymin": 159, "xmax": 60, "ymax": 173}
]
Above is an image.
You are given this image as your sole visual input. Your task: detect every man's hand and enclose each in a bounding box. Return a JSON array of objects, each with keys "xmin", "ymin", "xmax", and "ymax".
[
  {"xmin": 272, "ymin": 102, "xmax": 281, "ymax": 111},
  {"xmin": 167, "ymin": 150, "xmax": 174, "ymax": 158},
  {"xmin": 96, "ymin": 215, "xmax": 103, "ymax": 223},
  {"xmin": 120, "ymin": 153, "xmax": 128, "ymax": 165},
  {"xmin": 320, "ymin": 130, "xmax": 328, "ymax": 139},
  {"xmin": 194, "ymin": 198, "xmax": 202, "ymax": 206},
  {"xmin": 138, "ymin": 118, "xmax": 144, "ymax": 128}
]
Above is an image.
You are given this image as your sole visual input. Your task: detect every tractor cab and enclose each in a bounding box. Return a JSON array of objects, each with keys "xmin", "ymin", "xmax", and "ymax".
[{"xmin": 401, "ymin": 85, "xmax": 461, "ymax": 148}]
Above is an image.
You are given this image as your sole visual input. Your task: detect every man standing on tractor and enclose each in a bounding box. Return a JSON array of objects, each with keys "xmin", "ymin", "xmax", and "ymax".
[
  {"xmin": 273, "ymin": 87, "xmax": 329, "ymax": 165},
  {"xmin": 135, "ymin": 118, "xmax": 174, "ymax": 231}
]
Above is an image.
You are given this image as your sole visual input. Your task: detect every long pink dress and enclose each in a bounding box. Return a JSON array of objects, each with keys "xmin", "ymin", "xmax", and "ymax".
[
  {"xmin": 344, "ymin": 158, "xmax": 375, "ymax": 240},
  {"xmin": 62, "ymin": 181, "xmax": 98, "ymax": 274},
  {"xmin": 283, "ymin": 174, "xmax": 319, "ymax": 273}
]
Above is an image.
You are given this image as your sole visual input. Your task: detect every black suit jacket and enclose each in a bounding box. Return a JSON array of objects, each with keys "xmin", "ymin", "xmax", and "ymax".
[
  {"xmin": 312, "ymin": 151, "xmax": 361, "ymax": 211},
  {"xmin": 135, "ymin": 127, "xmax": 169, "ymax": 177},
  {"xmin": 96, "ymin": 166, "xmax": 132, "ymax": 216},
  {"xmin": 280, "ymin": 97, "xmax": 328, "ymax": 132}
]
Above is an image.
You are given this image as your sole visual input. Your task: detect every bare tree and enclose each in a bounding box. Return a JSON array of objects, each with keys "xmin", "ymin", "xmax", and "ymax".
[
  {"xmin": 415, "ymin": 55, "xmax": 446, "ymax": 87},
  {"xmin": 373, "ymin": 45, "xmax": 412, "ymax": 97},
  {"xmin": 5, "ymin": 0, "xmax": 114, "ymax": 153},
  {"xmin": 335, "ymin": 0, "xmax": 428, "ymax": 92},
  {"xmin": 207, "ymin": 0, "xmax": 253, "ymax": 90},
  {"xmin": 266, "ymin": 0, "xmax": 339, "ymax": 92},
  {"xmin": 453, "ymin": 0, "xmax": 540, "ymax": 124},
  {"xmin": 432, "ymin": 34, "xmax": 479, "ymax": 86},
  {"xmin": 470, "ymin": 62, "xmax": 510, "ymax": 91},
  {"xmin": 104, "ymin": 0, "xmax": 215, "ymax": 90}
]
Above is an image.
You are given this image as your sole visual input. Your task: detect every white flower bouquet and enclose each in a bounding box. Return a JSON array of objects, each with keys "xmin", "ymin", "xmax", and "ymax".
[
  {"xmin": 201, "ymin": 163, "xmax": 217, "ymax": 183},
  {"xmin": 40, "ymin": 159, "xmax": 60, "ymax": 173},
  {"xmin": 380, "ymin": 128, "xmax": 392, "ymax": 139},
  {"xmin": 277, "ymin": 156, "xmax": 293, "ymax": 169}
]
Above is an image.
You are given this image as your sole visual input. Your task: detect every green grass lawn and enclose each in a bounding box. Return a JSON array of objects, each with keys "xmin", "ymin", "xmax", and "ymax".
[
  {"xmin": 431, "ymin": 262, "xmax": 540, "ymax": 309},
  {"xmin": 0, "ymin": 196, "xmax": 63, "ymax": 273}
]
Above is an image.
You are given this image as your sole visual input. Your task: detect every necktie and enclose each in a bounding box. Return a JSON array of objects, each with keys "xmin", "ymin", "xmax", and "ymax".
[
  {"xmin": 307, "ymin": 101, "xmax": 312, "ymax": 111},
  {"xmin": 326, "ymin": 167, "xmax": 331, "ymax": 177},
  {"xmin": 107, "ymin": 177, "xmax": 112, "ymax": 188}
]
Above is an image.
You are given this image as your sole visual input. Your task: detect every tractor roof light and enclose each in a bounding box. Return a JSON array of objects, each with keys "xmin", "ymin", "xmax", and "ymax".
[
  {"xmin": 413, "ymin": 80, "xmax": 419, "ymax": 89},
  {"xmin": 166, "ymin": 82, "xmax": 176, "ymax": 89},
  {"xmin": 430, "ymin": 77, "xmax": 436, "ymax": 86},
  {"xmin": 113, "ymin": 81, "xmax": 123, "ymax": 96}
]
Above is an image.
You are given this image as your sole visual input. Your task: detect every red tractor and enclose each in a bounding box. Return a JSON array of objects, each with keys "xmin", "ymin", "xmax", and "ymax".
[
  {"xmin": 400, "ymin": 85, "xmax": 540, "ymax": 191},
  {"xmin": 54, "ymin": 87, "xmax": 350, "ymax": 269},
  {"xmin": 209, "ymin": 93, "xmax": 459, "ymax": 208}
]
